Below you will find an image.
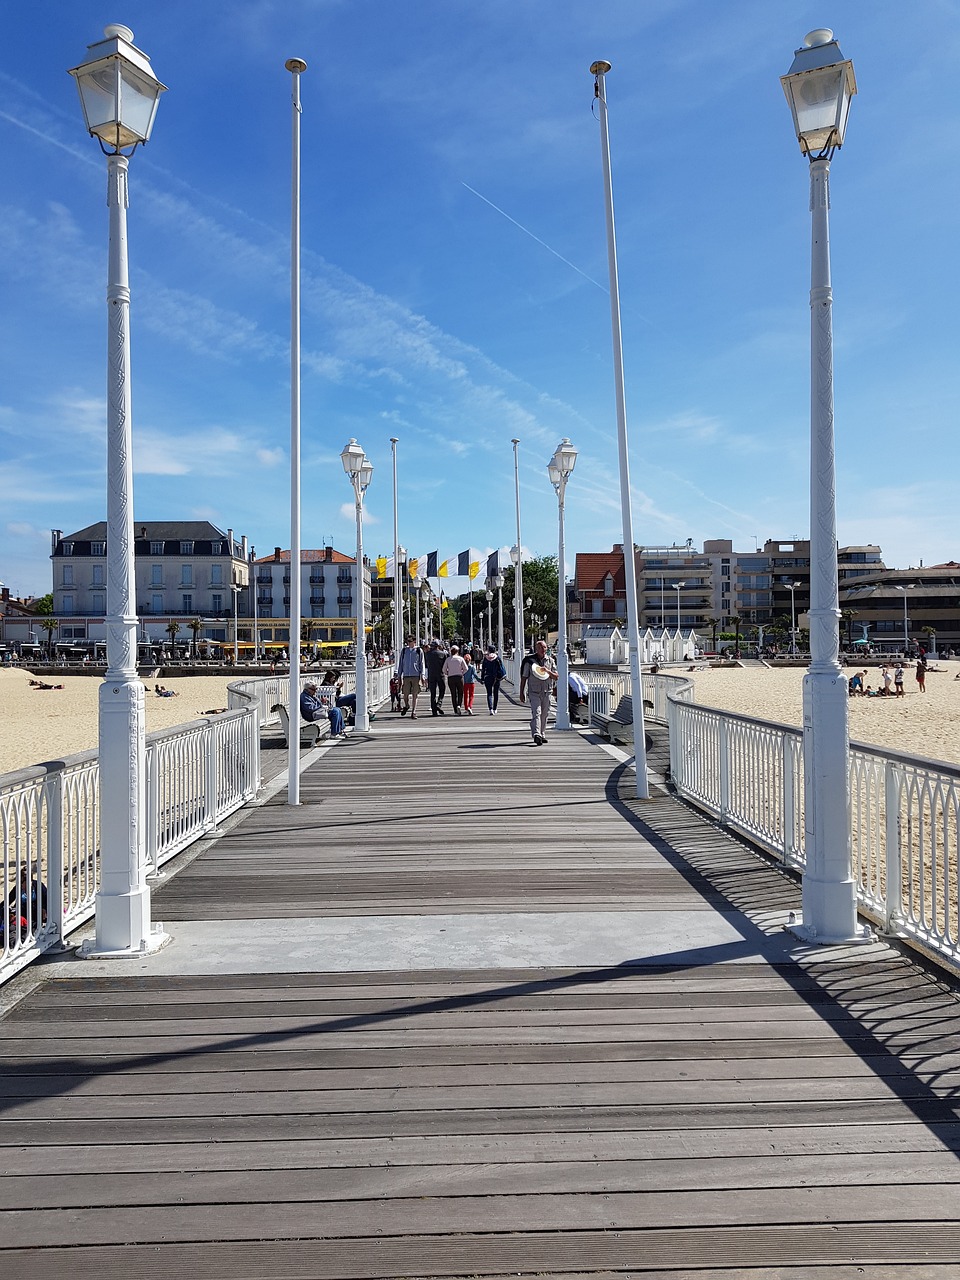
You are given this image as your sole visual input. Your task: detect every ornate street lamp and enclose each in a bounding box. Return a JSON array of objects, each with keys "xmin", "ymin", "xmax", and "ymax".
[
  {"xmin": 548, "ymin": 438, "xmax": 578, "ymax": 730},
  {"xmin": 341, "ymin": 438, "xmax": 373, "ymax": 731},
  {"xmin": 782, "ymin": 29, "xmax": 867, "ymax": 944},
  {"xmin": 511, "ymin": 437, "xmax": 523, "ymax": 683},
  {"xmin": 69, "ymin": 26, "xmax": 166, "ymax": 957}
]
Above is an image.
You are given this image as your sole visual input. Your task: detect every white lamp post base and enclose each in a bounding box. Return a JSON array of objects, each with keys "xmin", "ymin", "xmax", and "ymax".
[{"xmin": 79, "ymin": 907, "xmax": 168, "ymax": 959}]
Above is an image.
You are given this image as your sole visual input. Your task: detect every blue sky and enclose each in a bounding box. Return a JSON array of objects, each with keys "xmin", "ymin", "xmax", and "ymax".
[{"xmin": 2, "ymin": 1, "xmax": 959, "ymax": 598}]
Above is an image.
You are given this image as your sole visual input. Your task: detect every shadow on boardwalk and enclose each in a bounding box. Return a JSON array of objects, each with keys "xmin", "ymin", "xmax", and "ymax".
[{"xmin": 2, "ymin": 698, "xmax": 960, "ymax": 1277}]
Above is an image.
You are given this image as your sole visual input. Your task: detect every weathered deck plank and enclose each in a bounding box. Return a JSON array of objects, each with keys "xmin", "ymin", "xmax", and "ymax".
[{"xmin": 2, "ymin": 700, "xmax": 960, "ymax": 1276}]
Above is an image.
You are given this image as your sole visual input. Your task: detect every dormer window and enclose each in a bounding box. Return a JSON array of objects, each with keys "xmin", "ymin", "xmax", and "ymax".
[
  {"xmin": 90, "ymin": 541, "xmax": 106, "ymax": 556},
  {"xmin": 180, "ymin": 541, "xmax": 194, "ymax": 555},
  {"xmin": 62, "ymin": 542, "xmax": 74, "ymax": 556},
  {"xmin": 604, "ymin": 573, "xmax": 614, "ymax": 597}
]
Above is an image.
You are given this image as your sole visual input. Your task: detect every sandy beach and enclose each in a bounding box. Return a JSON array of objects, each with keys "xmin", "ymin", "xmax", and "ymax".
[
  {"xmin": 674, "ymin": 659, "xmax": 960, "ymax": 769},
  {"xmin": 0, "ymin": 669, "xmax": 240, "ymax": 776},
  {"xmin": 2, "ymin": 660, "xmax": 959, "ymax": 777}
]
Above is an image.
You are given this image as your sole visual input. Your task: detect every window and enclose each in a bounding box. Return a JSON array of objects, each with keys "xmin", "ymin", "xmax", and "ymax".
[
  {"xmin": 62, "ymin": 542, "xmax": 74, "ymax": 556},
  {"xmin": 62, "ymin": 565, "xmax": 74, "ymax": 585},
  {"xmin": 62, "ymin": 595, "xmax": 75, "ymax": 615},
  {"xmin": 150, "ymin": 541, "xmax": 164, "ymax": 555},
  {"xmin": 211, "ymin": 564, "xmax": 223, "ymax": 586},
  {"xmin": 211, "ymin": 541, "xmax": 223, "ymax": 555},
  {"xmin": 91, "ymin": 593, "xmax": 105, "ymax": 615},
  {"xmin": 151, "ymin": 564, "xmax": 162, "ymax": 585},
  {"xmin": 212, "ymin": 594, "xmax": 222, "ymax": 613},
  {"xmin": 180, "ymin": 541, "xmax": 194, "ymax": 556},
  {"xmin": 182, "ymin": 594, "xmax": 193, "ymax": 613},
  {"xmin": 604, "ymin": 573, "xmax": 614, "ymax": 597},
  {"xmin": 339, "ymin": 605, "xmax": 352, "ymax": 617},
  {"xmin": 90, "ymin": 542, "xmax": 105, "ymax": 556},
  {"xmin": 181, "ymin": 565, "xmax": 193, "ymax": 586},
  {"xmin": 151, "ymin": 594, "xmax": 163, "ymax": 614},
  {"xmin": 92, "ymin": 565, "xmax": 104, "ymax": 586}
]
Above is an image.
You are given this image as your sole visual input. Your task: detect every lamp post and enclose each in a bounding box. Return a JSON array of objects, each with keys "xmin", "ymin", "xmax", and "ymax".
[
  {"xmin": 391, "ymin": 438, "xmax": 402, "ymax": 660},
  {"xmin": 494, "ymin": 572, "xmax": 505, "ymax": 657},
  {"xmin": 549, "ymin": 438, "xmax": 578, "ymax": 730},
  {"xmin": 231, "ymin": 582, "xmax": 240, "ymax": 665},
  {"xmin": 511, "ymin": 438, "xmax": 523, "ymax": 683},
  {"xmin": 485, "ymin": 584, "xmax": 494, "ymax": 651},
  {"xmin": 341, "ymin": 439, "xmax": 373, "ymax": 732},
  {"xmin": 420, "ymin": 580, "xmax": 433, "ymax": 642},
  {"xmin": 589, "ymin": 59, "xmax": 649, "ymax": 799},
  {"xmin": 285, "ymin": 54, "xmax": 306, "ymax": 803},
  {"xmin": 525, "ymin": 597, "xmax": 532, "ymax": 650},
  {"xmin": 675, "ymin": 581, "xmax": 685, "ymax": 637},
  {"xmin": 250, "ymin": 546, "xmax": 259, "ymax": 664},
  {"xmin": 787, "ymin": 581, "xmax": 801, "ymax": 654},
  {"xmin": 69, "ymin": 25, "xmax": 166, "ymax": 956},
  {"xmin": 894, "ymin": 584, "xmax": 916, "ymax": 654},
  {"xmin": 782, "ymin": 29, "xmax": 867, "ymax": 944}
]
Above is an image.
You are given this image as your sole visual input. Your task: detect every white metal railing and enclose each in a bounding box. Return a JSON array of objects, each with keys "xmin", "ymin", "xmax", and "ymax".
[
  {"xmin": 658, "ymin": 673, "xmax": 960, "ymax": 972},
  {"xmin": 0, "ymin": 699, "xmax": 259, "ymax": 985}
]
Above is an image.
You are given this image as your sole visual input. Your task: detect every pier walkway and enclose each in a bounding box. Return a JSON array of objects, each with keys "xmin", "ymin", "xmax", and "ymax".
[{"xmin": 3, "ymin": 694, "xmax": 960, "ymax": 1277}]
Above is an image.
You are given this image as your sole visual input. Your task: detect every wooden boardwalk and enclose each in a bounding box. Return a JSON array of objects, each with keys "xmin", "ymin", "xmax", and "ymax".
[{"xmin": 2, "ymin": 695, "xmax": 960, "ymax": 1277}]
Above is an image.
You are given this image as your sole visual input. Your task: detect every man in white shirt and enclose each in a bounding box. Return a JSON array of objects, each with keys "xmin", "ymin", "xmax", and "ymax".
[{"xmin": 442, "ymin": 645, "xmax": 468, "ymax": 715}]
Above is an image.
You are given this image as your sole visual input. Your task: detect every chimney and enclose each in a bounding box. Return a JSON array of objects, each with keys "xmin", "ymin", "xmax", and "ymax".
[
  {"xmin": 51, "ymin": 529, "xmax": 62, "ymax": 553},
  {"xmin": 227, "ymin": 528, "xmax": 235, "ymax": 556},
  {"xmin": 325, "ymin": 546, "xmax": 333, "ymax": 563},
  {"xmin": 274, "ymin": 547, "xmax": 282, "ymax": 562}
]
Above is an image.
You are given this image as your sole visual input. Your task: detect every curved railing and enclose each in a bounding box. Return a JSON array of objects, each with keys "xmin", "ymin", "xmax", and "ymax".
[{"xmin": 658, "ymin": 675, "xmax": 960, "ymax": 974}]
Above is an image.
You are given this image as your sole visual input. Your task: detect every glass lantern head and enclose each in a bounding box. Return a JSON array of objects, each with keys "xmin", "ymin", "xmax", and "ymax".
[
  {"xmin": 781, "ymin": 29, "xmax": 856, "ymax": 156},
  {"xmin": 554, "ymin": 437, "xmax": 578, "ymax": 476},
  {"xmin": 340, "ymin": 438, "xmax": 366, "ymax": 476},
  {"xmin": 69, "ymin": 25, "xmax": 166, "ymax": 154}
]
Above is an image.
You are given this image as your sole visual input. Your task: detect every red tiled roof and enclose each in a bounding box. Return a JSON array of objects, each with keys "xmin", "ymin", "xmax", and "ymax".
[{"xmin": 255, "ymin": 549, "xmax": 355, "ymax": 564}]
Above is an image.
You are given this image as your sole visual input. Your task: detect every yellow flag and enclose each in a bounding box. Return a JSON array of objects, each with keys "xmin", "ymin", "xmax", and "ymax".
[
  {"xmin": 376, "ymin": 556, "xmax": 387, "ymax": 580},
  {"xmin": 469, "ymin": 561, "xmax": 480, "ymax": 580},
  {"xmin": 438, "ymin": 560, "xmax": 449, "ymax": 578},
  {"xmin": 408, "ymin": 558, "xmax": 419, "ymax": 580}
]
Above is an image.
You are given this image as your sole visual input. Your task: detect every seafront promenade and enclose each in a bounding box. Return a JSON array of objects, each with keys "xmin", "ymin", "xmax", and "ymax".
[{"xmin": 2, "ymin": 696, "xmax": 960, "ymax": 1276}]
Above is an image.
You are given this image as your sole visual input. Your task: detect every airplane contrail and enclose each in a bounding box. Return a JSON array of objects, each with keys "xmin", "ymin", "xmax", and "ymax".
[{"xmin": 461, "ymin": 181, "xmax": 608, "ymax": 294}]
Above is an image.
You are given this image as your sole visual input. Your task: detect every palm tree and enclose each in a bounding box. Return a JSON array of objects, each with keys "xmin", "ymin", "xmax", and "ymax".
[
  {"xmin": 39, "ymin": 616, "xmax": 58, "ymax": 658},
  {"xmin": 187, "ymin": 617, "xmax": 203, "ymax": 658},
  {"xmin": 703, "ymin": 616, "xmax": 719, "ymax": 654},
  {"xmin": 165, "ymin": 620, "xmax": 180, "ymax": 656}
]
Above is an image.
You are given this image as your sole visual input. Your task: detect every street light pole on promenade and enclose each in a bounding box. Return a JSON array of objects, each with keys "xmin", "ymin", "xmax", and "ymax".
[
  {"xmin": 782, "ymin": 29, "xmax": 868, "ymax": 943},
  {"xmin": 675, "ymin": 581, "xmax": 685, "ymax": 639},
  {"xmin": 285, "ymin": 55, "xmax": 307, "ymax": 804},
  {"xmin": 69, "ymin": 25, "xmax": 167, "ymax": 954},
  {"xmin": 511, "ymin": 439, "xmax": 523, "ymax": 682},
  {"xmin": 549, "ymin": 439, "xmax": 577, "ymax": 731},
  {"xmin": 787, "ymin": 581, "xmax": 801, "ymax": 654},
  {"xmin": 342, "ymin": 439, "xmax": 373, "ymax": 733},
  {"xmin": 589, "ymin": 60, "xmax": 649, "ymax": 799},
  {"xmin": 391, "ymin": 438, "xmax": 402, "ymax": 660}
]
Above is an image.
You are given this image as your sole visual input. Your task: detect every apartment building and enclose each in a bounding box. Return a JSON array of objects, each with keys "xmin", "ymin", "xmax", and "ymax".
[
  {"xmin": 50, "ymin": 521, "xmax": 250, "ymax": 641},
  {"xmin": 253, "ymin": 546, "xmax": 370, "ymax": 647},
  {"xmin": 573, "ymin": 538, "xmax": 888, "ymax": 642}
]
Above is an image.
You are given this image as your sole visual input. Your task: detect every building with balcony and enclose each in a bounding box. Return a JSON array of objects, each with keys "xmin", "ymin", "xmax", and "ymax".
[{"xmin": 253, "ymin": 546, "xmax": 371, "ymax": 648}]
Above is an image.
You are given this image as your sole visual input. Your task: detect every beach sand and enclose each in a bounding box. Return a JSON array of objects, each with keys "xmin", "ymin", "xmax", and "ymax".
[
  {"xmin": 0, "ymin": 669, "xmax": 240, "ymax": 776},
  {"xmin": 2, "ymin": 660, "xmax": 958, "ymax": 778},
  {"xmin": 674, "ymin": 660, "xmax": 960, "ymax": 769}
]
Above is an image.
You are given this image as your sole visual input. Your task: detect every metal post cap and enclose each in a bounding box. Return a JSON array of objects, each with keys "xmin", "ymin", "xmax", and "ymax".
[
  {"xmin": 285, "ymin": 57, "xmax": 307, "ymax": 73},
  {"xmin": 590, "ymin": 60, "xmax": 612, "ymax": 75}
]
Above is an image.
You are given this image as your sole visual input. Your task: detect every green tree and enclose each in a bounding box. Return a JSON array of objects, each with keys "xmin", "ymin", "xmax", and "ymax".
[
  {"xmin": 34, "ymin": 593, "xmax": 54, "ymax": 615},
  {"xmin": 188, "ymin": 617, "xmax": 203, "ymax": 657},
  {"xmin": 39, "ymin": 616, "xmax": 58, "ymax": 656},
  {"xmin": 165, "ymin": 620, "xmax": 181, "ymax": 652},
  {"xmin": 502, "ymin": 556, "xmax": 559, "ymax": 644}
]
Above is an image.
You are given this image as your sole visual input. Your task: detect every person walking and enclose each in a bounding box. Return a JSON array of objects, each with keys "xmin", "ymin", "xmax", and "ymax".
[
  {"xmin": 395, "ymin": 634, "xmax": 424, "ymax": 719},
  {"xmin": 519, "ymin": 638, "xmax": 558, "ymax": 745},
  {"xmin": 480, "ymin": 646, "xmax": 506, "ymax": 715},
  {"xmin": 894, "ymin": 663, "xmax": 905, "ymax": 697},
  {"xmin": 463, "ymin": 653, "xmax": 477, "ymax": 715},
  {"xmin": 916, "ymin": 658, "xmax": 927, "ymax": 693},
  {"xmin": 442, "ymin": 645, "xmax": 468, "ymax": 715},
  {"xmin": 425, "ymin": 640, "xmax": 448, "ymax": 716}
]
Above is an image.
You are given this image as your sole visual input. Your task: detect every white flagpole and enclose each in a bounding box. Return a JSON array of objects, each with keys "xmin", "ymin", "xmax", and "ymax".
[{"xmin": 286, "ymin": 56, "xmax": 306, "ymax": 805}]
